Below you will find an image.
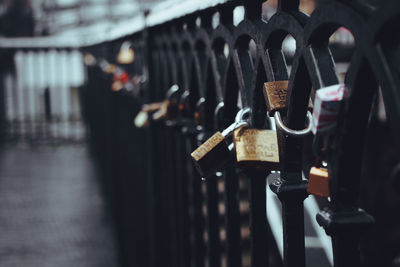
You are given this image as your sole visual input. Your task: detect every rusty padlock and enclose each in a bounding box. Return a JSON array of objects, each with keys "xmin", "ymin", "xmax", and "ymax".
[
  {"xmin": 264, "ymin": 80, "xmax": 312, "ymax": 137},
  {"xmin": 263, "ymin": 81, "xmax": 313, "ymax": 114},
  {"xmin": 134, "ymin": 85, "xmax": 180, "ymax": 127},
  {"xmin": 307, "ymin": 166, "xmax": 329, "ymax": 197},
  {"xmin": 152, "ymin": 100, "xmax": 169, "ymax": 120},
  {"xmin": 134, "ymin": 101, "xmax": 164, "ymax": 128},
  {"xmin": 152, "ymin": 85, "xmax": 180, "ymax": 121},
  {"xmin": 263, "ymin": 81, "xmax": 288, "ymax": 114},
  {"xmin": 191, "ymin": 109, "xmax": 249, "ymax": 177}
]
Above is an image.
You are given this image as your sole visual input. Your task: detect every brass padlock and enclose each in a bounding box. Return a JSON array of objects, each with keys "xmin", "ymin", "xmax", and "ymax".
[
  {"xmin": 152, "ymin": 100, "xmax": 169, "ymax": 120},
  {"xmin": 151, "ymin": 85, "xmax": 180, "ymax": 121},
  {"xmin": 234, "ymin": 128, "xmax": 279, "ymax": 170},
  {"xmin": 263, "ymin": 81, "xmax": 288, "ymax": 114},
  {"xmin": 264, "ymin": 80, "xmax": 313, "ymax": 137},
  {"xmin": 133, "ymin": 102, "xmax": 164, "ymax": 128},
  {"xmin": 191, "ymin": 109, "xmax": 249, "ymax": 177},
  {"xmin": 133, "ymin": 85, "xmax": 181, "ymax": 127},
  {"xmin": 307, "ymin": 167, "xmax": 329, "ymax": 197},
  {"xmin": 263, "ymin": 81, "xmax": 313, "ymax": 114},
  {"xmin": 191, "ymin": 131, "xmax": 231, "ymax": 177}
]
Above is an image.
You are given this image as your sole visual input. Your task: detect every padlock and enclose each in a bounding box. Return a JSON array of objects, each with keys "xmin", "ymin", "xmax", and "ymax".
[
  {"xmin": 191, "ymin": 131, "xmax": 230, "ymax": 177},
  {"xmin": 264, "ymin": 81, "xmax": 313, "ymax": 114},
  {"xmin": 191, "ymin": 109, "xmax": 249, "ymax": 177},
  {"xmin": 307, "ymin": 167, "xmax": 329, "ymax": 197},
  {"xmin": 133, "ymin": 102, "xmax": 164, "ymax": 128},
  {"xmin": 234, "ymin": 128, "xmax": 279, "ymax": 171},
  {"xmin": 264, "ymin": 80, "xmax": 313, "ymax": 137},
  {"xmin": 152, "ymin": 85, "xmax": 180, "ymax": 121},
  {"xmin": 263, "ymin": 81, "xmax": 288, "ymax": 114},
  {"xmin": 134, "ymin": 85, "xmax": 181, "ymax": 126},
  {"xmin": 152, "ymin": 100, "xmax": 169, "ymax": 120}
]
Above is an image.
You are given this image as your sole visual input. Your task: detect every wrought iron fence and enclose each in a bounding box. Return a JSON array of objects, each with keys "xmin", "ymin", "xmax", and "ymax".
[{"xmin": 1, "ymin": 0, "xmax": 400, "ymax": 266}]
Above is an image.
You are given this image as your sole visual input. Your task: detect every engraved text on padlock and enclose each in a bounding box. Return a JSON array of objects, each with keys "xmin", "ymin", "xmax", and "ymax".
[
  {"xmin": 191, "ymin": 132, "xmax": 231, "ymax": 177},
  {"xmin": 263, "ymin": 81, "xmax": 288, "ymax": 113},
  {"xmin": 234, "ymin": 128, "xmax": 279, "ymax": 169}
]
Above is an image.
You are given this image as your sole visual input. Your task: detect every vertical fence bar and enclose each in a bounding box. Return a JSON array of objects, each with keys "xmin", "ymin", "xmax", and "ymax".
[
  {"xmin": 224, "ymin": 161, "xmax": 243, "ymax": 267},
  {"xmin": 183, "ymin": 123, "xmax": 206, "ymax": 267},
  {"xmin": 143, "ymin": 25, "xmax": 158, "ymax": 267},
  {"xmin": 266, "ymin": 0, "xmax": 308, "ymax": 263},
  {"xmin": 271, "ymin": 132, "xmax": 308, "ymax": 267},
  {"xmin": 151, "ymin": 45, "xmax": 173, "ymax": 267},
  {"xmin": 205, "ymin": 173, "xmax": 222, "ymax": 267},
  {"xmin": 247, "ymin": 173, "xmax": 269, "ymax": 267},
  {"xmin": 165, "ymin": 125, "xmax": 179, "ymax": 267},
  {"xmin": 173, "ymin": 123, "xmax": 190, "ymax": 267}
]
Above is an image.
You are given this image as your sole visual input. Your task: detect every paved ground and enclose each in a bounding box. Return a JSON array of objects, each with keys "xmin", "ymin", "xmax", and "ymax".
[{"xmin": 0, "ymin": 143, "xmax": 118, "ymax": 267}]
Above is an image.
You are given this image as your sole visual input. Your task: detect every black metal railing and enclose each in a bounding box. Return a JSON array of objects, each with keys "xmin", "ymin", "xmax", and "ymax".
[{"xmin": 1, "ymin": 0, "xmax": 400, "ymax": 267}]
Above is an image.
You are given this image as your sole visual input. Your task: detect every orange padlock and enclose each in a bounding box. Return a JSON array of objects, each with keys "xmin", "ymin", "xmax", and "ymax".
[{"xmin": 307, "ymin": 167, "xmax": 329, "ymax": 197}]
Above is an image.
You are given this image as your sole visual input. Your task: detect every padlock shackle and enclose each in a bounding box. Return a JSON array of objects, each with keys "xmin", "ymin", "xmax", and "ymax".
[
  {"xmin": 221, "ymin": 121, "xmax": 248, "ymax": 138},
  {"xmin": 221, "ymin": 108, "xmax": 251, "ymax": 137},
  {"xmin": 274, "ymin": 110, "xmax": 312, "ymax": 137},
  {"xmin": 234, "ymin": 107, "xmax": 251, "ymax": 123},
  {"xmin": 165, "ymin": 84, "xmax": 180, "ymax": 100},
  {"xmin": 267, "ymin": 116, "xmax": 276, "ymax": 131}
]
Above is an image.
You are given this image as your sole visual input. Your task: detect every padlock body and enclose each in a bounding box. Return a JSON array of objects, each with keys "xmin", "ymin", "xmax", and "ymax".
[
  {"xmin": 234, "ymin": 129, "xmax": 279, "ymax": 170},
  {"xmin": 264, "ymin": 80, "xmax": 313, "ymax": 114},
  {"xmin": 263, "ymin": 81, "xmax": 288, "ymax": 113},
  {"xmin": 191, "ymin": 131, "xmax": 231, "ymax": 177},
  {"xmin": 307, "ymin": 167, "xmax": 329, "ymax": 197}
]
